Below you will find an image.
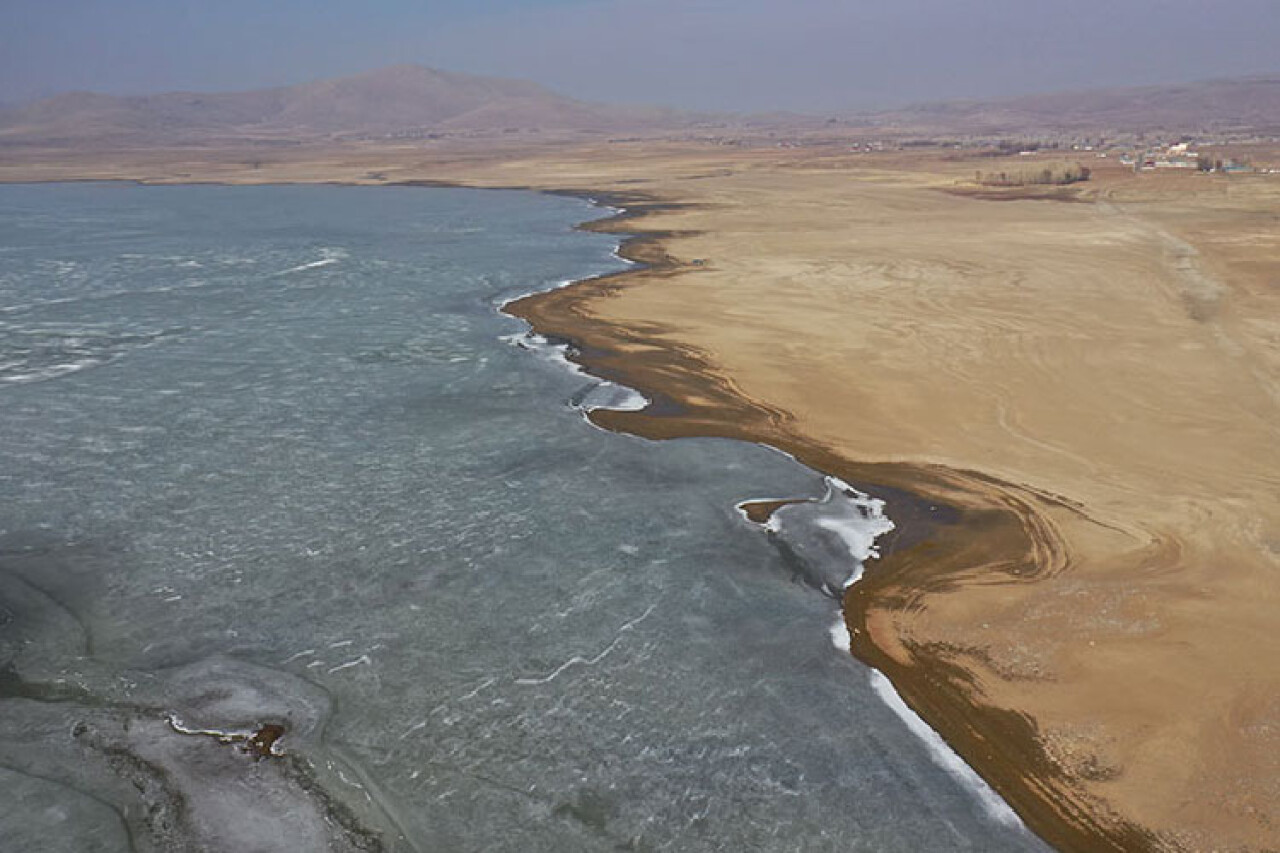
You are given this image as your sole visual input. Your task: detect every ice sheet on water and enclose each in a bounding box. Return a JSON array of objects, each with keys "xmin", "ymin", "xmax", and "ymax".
[{"xmin": 0, "ymin": 183, "xmax": 1047, "ymax": 853}]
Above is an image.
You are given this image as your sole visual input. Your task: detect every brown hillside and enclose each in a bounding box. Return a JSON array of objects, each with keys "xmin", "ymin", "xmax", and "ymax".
[
  {"xmin": 877, "ymin": 75, "xmax": 1280, "ymax": 135},
  {"xmin": 0, "ymin": 65, "xmax": 698, "ymax": 145}
]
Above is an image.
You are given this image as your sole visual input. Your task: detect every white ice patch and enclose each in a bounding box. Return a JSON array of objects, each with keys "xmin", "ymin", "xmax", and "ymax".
[
  {"xmin": 275, "ymin": 247, "xmax": 347, "ymax": 276},
  {"xmin": 0, "ymin": 359, "xmax": 102, "ymax": 385},
  {"xmin": 829, "ymin": 617, "xmax": 851, "ymax": 652},
  {"xmin": 812, "ymin": 477, "xmax": 895, "ymax": 589},
  {"xmin": 610, "ymin": 241, "xmax": 637, "ymax": 265},
  {"xmin": 743, "ymin": 476, "xmax": 895, "ymax": 602},
  {"xmin": 166, "ymin": 713, "xmax": 252, "ymax": 742},
  {"xmin": 869, "ymin": 670, "xmax": 1026, "ymax": 830},
  {"xmin": 327, "ymin": 655, "xmax": 372, "ymax": 675},
  {"xmin": 576, "ymin": 380, "xmax": 648, "ymax": 413}
]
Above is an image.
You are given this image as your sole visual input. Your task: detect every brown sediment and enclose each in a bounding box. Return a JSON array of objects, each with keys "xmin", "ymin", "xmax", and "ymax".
[
  {"xmin": 243, "ymin": 723, "xmax": 287, "ymax": 760},
  {"xmin": 505, "ymin": 195, "xmax": 1155, "ymax": 852}
]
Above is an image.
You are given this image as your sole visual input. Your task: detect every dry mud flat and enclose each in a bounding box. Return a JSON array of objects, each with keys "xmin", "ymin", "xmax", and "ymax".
[{"xmin": 4, "ymin": 141, "xmax": 1278, "ymax": 850}]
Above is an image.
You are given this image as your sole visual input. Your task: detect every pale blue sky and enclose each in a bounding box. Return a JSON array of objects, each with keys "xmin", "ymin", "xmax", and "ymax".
[{"xmin": 2, "ymin": 0, "xmax": 1277, "ymax": 111}]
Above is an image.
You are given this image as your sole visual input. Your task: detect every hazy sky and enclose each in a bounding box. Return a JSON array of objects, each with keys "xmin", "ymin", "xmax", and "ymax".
[{"xmin": 2, "ymin": 0, "xmax": 1278, "ymax": 111}]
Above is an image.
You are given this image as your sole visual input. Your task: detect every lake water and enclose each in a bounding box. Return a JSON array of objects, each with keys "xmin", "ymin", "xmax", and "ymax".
[{"xmin": 0, "ymin": 184, "xmax": 1047, "ymax": 852}]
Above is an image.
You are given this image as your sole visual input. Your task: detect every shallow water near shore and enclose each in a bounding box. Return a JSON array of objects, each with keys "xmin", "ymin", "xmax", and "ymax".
[{"xmin": 0, "ymin": 183, "xmax": 1046, "ymax": 852}]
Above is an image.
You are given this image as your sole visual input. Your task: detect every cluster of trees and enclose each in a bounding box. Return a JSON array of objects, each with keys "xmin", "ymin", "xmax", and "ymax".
[
  {"xmin": 990, "ymin": 139, "xmax": 1068, "ymax": 153},
  {"xmin": 1196, "ymin": 154, "xmax": 1250, "ymax": 172},
  {"xmin": 975, "ymin": 162, "xmax": 1092, "ymax": 186}
]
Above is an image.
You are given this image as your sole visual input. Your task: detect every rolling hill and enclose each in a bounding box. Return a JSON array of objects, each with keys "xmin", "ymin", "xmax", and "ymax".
[
  {"xmin": 0, "ymin": 65, "xmax": 702, "ymax": 145},
  {"xmin": 874, "ymin": 75, "xmax": 1280, "ymax": 136},
  {"xmin": 2, "ymin": 65, "xmax": 1277, "ymax": 147}
]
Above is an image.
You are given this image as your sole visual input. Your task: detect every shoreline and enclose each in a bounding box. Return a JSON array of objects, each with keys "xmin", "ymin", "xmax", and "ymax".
[
  {"xmin": 0, "ymin": 175, "xmax": 1145, "ymax": 848},
  {"xmin": 503, "ymin": 191, "xmax": 1153, "ymax": 851},
  {"xmin": 6, "ymin": 170, "xmax": 1244, "ymax": 849},
  {"xmin": 500, "ymin": 201, "xmax": 1038, "ymax": 835},
  {"xmin": 0, "ymin": 177, "xmax": 1071, "ymax": 851}
]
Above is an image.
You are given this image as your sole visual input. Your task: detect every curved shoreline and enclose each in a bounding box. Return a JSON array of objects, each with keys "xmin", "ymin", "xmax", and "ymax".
[
  {"xmin": 503, "ymin": 192, "xmax": 1155, "ymax": 852},
  {"xmin": 1, "ymin": 176, "xmax": 1155, "ymax": 848}
]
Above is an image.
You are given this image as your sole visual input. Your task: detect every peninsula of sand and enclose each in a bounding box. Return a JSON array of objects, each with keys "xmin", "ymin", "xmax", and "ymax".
[{"xmin": 4, "ymin": 138, "xmax": 1278, "ymax": 851}]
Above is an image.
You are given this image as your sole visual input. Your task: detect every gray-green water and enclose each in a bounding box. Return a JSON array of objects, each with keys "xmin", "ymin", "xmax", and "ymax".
[{"xmin": 0, "ymin": 184, "xmax": 1047, "ymax": 852}]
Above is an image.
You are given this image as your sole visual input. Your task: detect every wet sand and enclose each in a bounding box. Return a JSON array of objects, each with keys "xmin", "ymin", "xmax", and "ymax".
[{"xmin": 3, "ymin": 140, "xmax": 1278, "ymax": 850}]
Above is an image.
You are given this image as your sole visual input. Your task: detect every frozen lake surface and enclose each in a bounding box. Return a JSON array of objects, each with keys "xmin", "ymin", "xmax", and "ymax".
[{"xmin": 0, "ymin": 183, "xmax": 1047, "ymax": 852}]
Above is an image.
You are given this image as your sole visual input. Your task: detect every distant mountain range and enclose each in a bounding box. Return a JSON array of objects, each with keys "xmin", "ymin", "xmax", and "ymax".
[
  {"xmin": 1, "ymin": 64, "xmax": 1277, "ymax": 146},
  {"xmin": 870, "ymin": 75, "xmax": 1280, "ymax": 136},
  {"xmin": 0, "ymin": 65, "xmax": 706, "ymax": 145}
]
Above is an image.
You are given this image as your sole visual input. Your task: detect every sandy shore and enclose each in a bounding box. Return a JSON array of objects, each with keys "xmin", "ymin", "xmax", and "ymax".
[{"xmin": 3, "ymin": 140, "xmax": 1278, "ymax": 850}]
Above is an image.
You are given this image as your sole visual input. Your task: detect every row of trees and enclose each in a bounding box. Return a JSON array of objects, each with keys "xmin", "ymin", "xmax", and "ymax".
[{"xmin": 975, "ymin": 162, "xmax": 1092, "ymax": 187}]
